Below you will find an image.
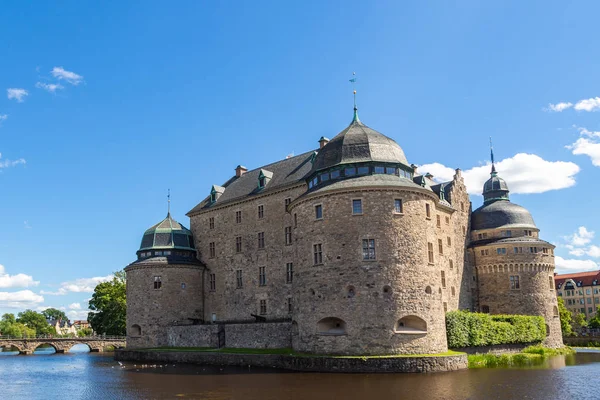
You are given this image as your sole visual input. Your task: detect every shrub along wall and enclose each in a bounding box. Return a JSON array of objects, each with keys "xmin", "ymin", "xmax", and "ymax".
[{"xmin": 446, "ymin": 311, "xmax": 546, "ymax": 348}]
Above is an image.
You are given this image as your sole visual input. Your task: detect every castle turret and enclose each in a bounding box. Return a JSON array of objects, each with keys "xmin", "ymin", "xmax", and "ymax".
[
  {"xmin": 125, "ymin": 212, "xmax": 205, "ymax": 348},
  {"xmin": 470, "ymin": 151, "xmax": 562, "ymax": 347}
]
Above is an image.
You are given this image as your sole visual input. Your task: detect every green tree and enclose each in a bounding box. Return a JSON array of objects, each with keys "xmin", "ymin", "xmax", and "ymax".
[
  {"xmin": 77, "ymin": 327, "xmax": 94, "ymax": 337},
  {"xmin": 16, "ymin": 310, "xmax": 54, "ymax": 335},
  {"xmin": 573, "ymin": 312, "xmax": 588, "ymax": 331},
  {"xmin": 588, "ymin": 306, "xmax": 600, "ymax": 329},
  {"xmin": 1, "ymin": 322, "xmax": 36, "ymax": 337},
  {"xmin": 41, "ymin": 308, "xmax": 68, "ymax": 322},
  {"xmin": 88, "ymin": 271, "xmax": 126, "ymax": 335},
  {"xmin": 557, "ymin": 297, "xmax": 573, "ymax": 337},
  {"xmin": 1, "ymin": 313, "xmax": 16, "ymax": 324}
]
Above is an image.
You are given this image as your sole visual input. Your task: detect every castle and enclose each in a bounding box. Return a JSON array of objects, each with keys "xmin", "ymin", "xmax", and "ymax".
[{"xmin": 125, "ymin": 105, "xmax": 563, "ymax": 355}]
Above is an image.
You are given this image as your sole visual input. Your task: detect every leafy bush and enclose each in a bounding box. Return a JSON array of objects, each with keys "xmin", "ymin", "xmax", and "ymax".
[{"xmin": 446, "ymin": 310, "xmax": 546, "ymax": 348}]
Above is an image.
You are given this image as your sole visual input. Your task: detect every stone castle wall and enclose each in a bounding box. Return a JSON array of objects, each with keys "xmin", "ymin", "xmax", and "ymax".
[
  {"xmin": 289, "ymin": 185, "xmax": 467, "ymax": 355},
  {"xmin": 125, "ymin": 263, "xmax": 204, "ymax": 348},
  {"xmin": 189, "ymin": 184, "xmax": 306, "ymax": 322}
]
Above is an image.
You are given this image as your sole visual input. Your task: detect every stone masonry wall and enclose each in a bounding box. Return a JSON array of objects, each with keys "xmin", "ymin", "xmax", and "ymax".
[
  {"xmin": 189, "ymin": 184, "xmax": 306, "ymax": 322},
  {"xmin": 125, "ymin": 263, "xmax": 204, "ymax": 349},
  {"xmin": 225, "ymin": 322, "xmax": 291, "ymax": 349},
  {"xmin": 290, "ymin": 186, "xmax": 454, "ymax": 355},
  {"xmin": 167, "ymin": 325, "xmax": 218, "ymax": 348}
]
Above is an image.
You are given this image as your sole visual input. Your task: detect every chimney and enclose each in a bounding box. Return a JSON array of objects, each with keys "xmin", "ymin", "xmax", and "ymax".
[
  {"xmin": 318, "ymin": 136, "xmax": 330, "ymax": 149},
  {"xmin": 235, "ymin": 165, "xmax": 248, "ymax": 177}
]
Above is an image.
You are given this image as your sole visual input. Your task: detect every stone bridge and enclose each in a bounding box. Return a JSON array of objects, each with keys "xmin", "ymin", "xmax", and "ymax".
[{"xmin": 0, "ymin": 336, "xmax": 126, "ymax": 355}]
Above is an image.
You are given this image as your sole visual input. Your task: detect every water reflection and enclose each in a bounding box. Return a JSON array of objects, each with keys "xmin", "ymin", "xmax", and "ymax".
[{"xmin": 0, "ymin": 351, "xmax": 600, "ymax": 399}]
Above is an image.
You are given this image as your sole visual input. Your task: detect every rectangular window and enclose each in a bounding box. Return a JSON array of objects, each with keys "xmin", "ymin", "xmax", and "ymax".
[
  {"xmin": 428, "ymin": 242, "xmax": 434, "ymax": 263},
  {"xmin": 525, "ymin": 230, "xmax": 533, "ymax": 236},
  {"xmin": 530, "ymin": 247, "xmax": 538, "ymax": 254},
  {"xmin": 330, "ymin": 170, "xmax": 340, "ymax": 179},
  {"xmin": 153, "ymin": 276, "xmax": 162, "ymax": 290},
  {"xmin": 595, "ymin": 297, "xmax": 599, "ymax": 304},
  {"xmin": 436, "ymin": 215, "xmax": 441, "ymax": 227},
  {"xmin": 320, "ymin": 172, "xmax": 330, "ymax": 182},
  {"xmin": 385, "ymin": 167, "xmax": 396, "ymax": 175},
  {"xmin": 426, "ymin": 203, "xmax": 431, "ymax": 218},
  {"xmin": 287, "ymin": 297, "xmax": 293, "ymax": 314},
  {"xmin": 443, "ymin": 302, "xmax": 448, "ymax": 313},
  {"xmin": 236, "ymin": 236, "xmax": 242, "ymax": 253},
  {"xmin": 542, "ymin": 248, "xmax": 549, "ymax": 254},
  {"xmin": 258, "ymin": 205, "xmax": 264, "ymax": 219},
  {"xmin": 394, "ymin": 199, "xmax": 403, "ymax": 213},
  {"xmin": 285, "ymin": 198, "xmax": 291, "ymax": 209},
  {"xmin": 236, "ymin": 270, "xmax": 243, "ymax": 288},
  {"xmin": 587, "ymin": 288, "xmax": 591, "ymax": 295},
  {"xmin": 549, "ymin": 276, "xmax": 554, "ymax": 289},
  {"xmin": 374, "ymin": 166, "xmax": 385, "ymax": 174},
  {"xmin": 285, "ymin": 226, "xmax": 292, "ymax": 245},
  {"xmin": 235, "ymin": 211, "xmax": 242, "ymax": 224},
  {"xmin": 315, "ymin": 204, "xmax": 323, "ymax": 219},
  {"xmin": 447, "ymin": 236, "xmax": 451, "ymax": 246},
  {"xmin": 589, "ymin": 307, "xmax": 594, "ymax": 314},
  {"xmin": 209, "ymin": 242, "xmax": 216, "ymax": 258},
  {"xmin": 260, "ymin": 299, "xmax": 267, "ymax": 315},
  {"xmin": 209, "ymin": 217, "xmax": 215, "ymax": 230},
  {"xmin": 445, "ymin": 216, "xmax": 450, "ymax": 225},
  {"xmin": 510, "ymin": 275, "xmax": 520, "ymax": 290},
  {"xmin": 438, "ymin": 239, "xmax": 444, "ymax": 255},
  {"xmin": 449, "ymin": 259, "xmax": 454, "ymax": 269},
  {"xmin": 362, "ymin": 239, "xmax": 376, "ymax": 260},
  {"xmin": 497, "ymin": 248, "xmax": 507, "ymax": 255},
  {"xmin": 451, "ymin": 286, "xmax": 455, "ymax": 296},
  {"xmin": 352, "ymin": 199, "xmax": 363, "ymax": 214},
  {"xmin": 209, "ymin": 274, "xmax": 216, "ymax": 291},
  {"xmin": 357, "ymin": 166, "xmax": 369, "ymax": 175},
  {"xmin": 286, "ymin": 262, "xmax": 293, "ymax": 284},
  {"xmin": 345, "ymin": 167, "xmax": 356, "ymax": 176},
  {"xmin": 258, "ymin": 232, "xmax": 265, "ymax": 249},
  {"xmin": 294, "ymin": 213, "xmax": 298, "ymax": 227},
  {"xmin": 259, "ymin": 266, "xmax": 266, "ymax": 286},
  {"xmin": 313, "ymin": 243, "xmax": 323, "ymax": 265},
  {"xmin": 441, "ymin": 271, "xmax": 446, "ymax": 288},
  {"xmin": 588, "ymin": 298, "xmax": 592, "ymax": 304}
]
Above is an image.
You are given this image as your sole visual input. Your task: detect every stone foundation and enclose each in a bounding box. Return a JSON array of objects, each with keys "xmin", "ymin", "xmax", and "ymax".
[{"xmin": 115, "ymin": 349, "xmax": 467, "ymax": 373}]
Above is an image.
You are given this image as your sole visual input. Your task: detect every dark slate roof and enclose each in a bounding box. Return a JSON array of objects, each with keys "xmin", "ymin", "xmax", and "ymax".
[
  {"xmin": 139, "ymin": 213, "xmax": 196, "ymax": 251},
  {"xmin": 188, "ymin": 150, "xmax": 316, "ymax": 214},
  {"xmin": 471, "ymin": 200, "xmax": 537, "ymax": 231},
  {"xmin": 311, "ymin": 118, "xmax": 409, "ymax": 173},
  {"xmin": 303, "ymin": 174, "xmax": 433, "ymax": 198},
  {"xmin": 484, "ymin": 174, "xmax": 509, "ymax": 193},
  {"xmin": 127, "ymin": 256, "xmax": 204, "ymax": 267},
  {"xmin": 469, "ymin": 236, "xmax": 554, "ymax": 248}
]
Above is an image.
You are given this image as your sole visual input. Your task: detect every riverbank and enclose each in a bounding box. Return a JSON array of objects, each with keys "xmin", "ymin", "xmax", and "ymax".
[
  {"xmin": 467, "ymin": 345, "xmax": 575, "ymax": 368},
  {"xmin": 115, "ymin": 348, "xmax": 468, "ymax": 373}
]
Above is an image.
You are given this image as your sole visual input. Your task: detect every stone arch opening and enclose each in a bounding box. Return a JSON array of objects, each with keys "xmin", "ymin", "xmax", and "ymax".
[
  {"xmin": 33, "ymin": 343, "xmax": 57, "ymax": 354},
  {"xmin": 395, "ymin": 316, "xmax": 427, "ymax": 334},
  {"xmin": 130, "ymin": 324, "xmax": 142, "ymax": 337},
  {"xmin": 69, "ymin": 343, "xmax": 92, "ymax": 353},
  {"xmin": 425, "ymin": 286, "xmax": 432, "ymax": 294},
  {"xmin": 317, "ymin": 317, "xmax": 347, "ymax": 335},
  {"xmin": 481, "ymin": 305, "xmax": 490, "ymax": 314},
  {"xmin": 0, "ymin": 344, "xmax": 20, "ymax": 354}
]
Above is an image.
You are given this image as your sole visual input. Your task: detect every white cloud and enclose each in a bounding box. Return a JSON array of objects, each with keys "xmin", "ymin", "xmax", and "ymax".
[
  {"xmin": 51, "ymin": 67, "xmax": 83, "ymax": 85},
  {"xmin": 35, "ymin": 82, "xmax": 64, "ymax": 93},
  {"xmin": 546, "ymin": 102, "xmax": 573, "ymax": 112},
  {"xmin": 565, "ymin": 226, "xmax": 595, "ymax": 247},
  {"xmin": 587, "ymin": 245, "xmax": 600, "ymax": 258},
  {"xmin": 7, "ymin": 88, "xmax": 28, "ymax": 102},
  {"xmin": 0, "ymin": 152, "xmax": 26, "ymax": 169},
  {"xmin": 0, "ymin": 290, "xmax": 44, "ymax": 308},
  {"xmin": 555, "ymin": 256, "xmax": 599, "ymax": 274},
  {"xmin": 418, "ymin": 153, "xmax": 579, "ymax": 195},
  {"xmin": 0, "ymin": 264, "xmax": 39, "ymax": 288},
  {"xmin": 69, "ymin": 302, "xmax": 81, "ymax": 310},
  {"xmin": 41, "ymin": 275, "xmax": 113, "ymax": 295},
  {"xmin": 574, "ymin": 97, "xmax": 600, "ymax": 112},
  {"xmin": 567, "ymin": 137, "xmax": 600, "ymax": 166},
  {"xmin": 67, "ymin": 310, "xmax": 90, "ymax": 320}
]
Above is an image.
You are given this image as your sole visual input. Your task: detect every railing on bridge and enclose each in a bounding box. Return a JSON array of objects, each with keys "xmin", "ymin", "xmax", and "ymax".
[{"xmin": 0, "ymin": 335, "xmax": 126, "ymax": 340}]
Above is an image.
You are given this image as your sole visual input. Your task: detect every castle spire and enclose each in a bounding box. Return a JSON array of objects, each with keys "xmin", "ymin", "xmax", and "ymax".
[
  {"xmin": 349, "ymin": 72, "xmax": 360, "ymax": 124},
  {"xmin": 167, "ymin": 189, "xmax": 171, "ymax": 217},
  {"xmin": 489, "ymin": 137, "xmax": 497, "ymax": 176}
]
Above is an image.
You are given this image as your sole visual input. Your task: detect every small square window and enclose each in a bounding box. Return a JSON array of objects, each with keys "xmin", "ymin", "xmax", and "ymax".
[
  {"xmin": 345, "ymin": 167, "xmax": 356, "ymax": 176},
  {"xmin": 352, "ymin": 199, "xmax": 363, "ymax": 215},
  {"xmin": 394, "ymin": 199, "xmax": 403, "ymax": 213},
  {"xmin": 315, "ymin": 204, "xmax": 323, "ymax": 219}
]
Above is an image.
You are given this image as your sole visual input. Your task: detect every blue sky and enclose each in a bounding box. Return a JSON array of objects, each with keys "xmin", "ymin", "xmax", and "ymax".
[{"xmin": 1, "ymin": 1, "xmax": 600, "ymax": 319}]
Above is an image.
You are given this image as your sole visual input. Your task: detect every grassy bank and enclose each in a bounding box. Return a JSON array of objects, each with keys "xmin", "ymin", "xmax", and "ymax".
[
  {"xmin": 468, "ymin": 346, "xmax": 575, "ymax": 368},
  {"xmin": 141, "ymin": 347, "xmax": 464, "ymax": 358}
]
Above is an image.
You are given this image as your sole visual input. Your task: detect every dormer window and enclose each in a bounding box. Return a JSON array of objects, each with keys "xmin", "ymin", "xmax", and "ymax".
[
  {"xmin": 209, "ymin": 185, "xmax": 224, "ymax": 204},
  {"xmin": 258, "ymin": 169, "xmax": 273, "ymax": 190}
]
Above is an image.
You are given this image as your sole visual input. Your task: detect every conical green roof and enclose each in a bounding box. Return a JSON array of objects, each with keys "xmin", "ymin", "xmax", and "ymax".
[{"xmin": 138, "ymin": 213, "xmax": 196, "ymax": 251}]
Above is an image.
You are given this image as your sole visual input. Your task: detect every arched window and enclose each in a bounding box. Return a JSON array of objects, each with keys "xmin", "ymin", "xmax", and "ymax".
[
  {"xmin": 395, "ymin": 316, "xmax": 427, "ymax": 334},
  {"xmin": 481, "ymin": 305, "xmax": 490, "ymax": 314},
  {"xmin": 131, "ymin": 324, "xmax": 141, "ymax": 337},
  {"xmin": 553, "ymin": 306, "xmax": 559, "ymax": 317},
  {"xmin": 425, "ymin": 286, "xmax": 432, "ymax": 294},
  {"xmin": 317, "ymin": 317, "xmax": 347, "ymax": 335}
]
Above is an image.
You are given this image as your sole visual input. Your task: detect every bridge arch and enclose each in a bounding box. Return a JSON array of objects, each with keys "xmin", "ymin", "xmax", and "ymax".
[
  {"xmin": 69, "ymin": 343, "xmax": 92, "ymax": 352},
  {"xmin": 33, "ymin": 343, "xmax": 58, "ymax": 354},
  {"xmin": 0, "ymin": 343, "xmax": 22, "ymax": 354}
]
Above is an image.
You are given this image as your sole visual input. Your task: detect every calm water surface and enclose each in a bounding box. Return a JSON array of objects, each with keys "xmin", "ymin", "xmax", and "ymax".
[{"xmin": 1, "ymin": 347, "xmax": 600, "ymax": 399}]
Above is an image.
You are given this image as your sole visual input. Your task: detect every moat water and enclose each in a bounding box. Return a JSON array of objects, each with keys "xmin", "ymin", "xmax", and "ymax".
[{"xmin": 1, "ymin": 347, "xmax": 600, "ymax": 399}]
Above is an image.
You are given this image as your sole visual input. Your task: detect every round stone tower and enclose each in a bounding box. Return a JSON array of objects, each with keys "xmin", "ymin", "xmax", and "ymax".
[
  {"xmin": 470, "ymin": 163, "xmax": 563, "ymax": 347},
  {"xmin": 289, "ymin": 108, "xmax": 466, "ymax": 355},
  {"xmin": 125, "ymin": 212, "xmax": 204, "ymax": 349}
]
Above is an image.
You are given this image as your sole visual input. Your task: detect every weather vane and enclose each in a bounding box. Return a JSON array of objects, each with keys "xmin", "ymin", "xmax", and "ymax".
[
  {"xmin": 349, "ymin": 72, "xmax": 357, "ymax": 109},
  {"xmin": 167, "ymin": 189, "xmax": 171, "ymax": 215}
]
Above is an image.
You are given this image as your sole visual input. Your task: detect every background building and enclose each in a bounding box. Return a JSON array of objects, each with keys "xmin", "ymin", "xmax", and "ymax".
[{"xmin": 555, "ymin": 271, "xmax": 600, "ymax": 319}]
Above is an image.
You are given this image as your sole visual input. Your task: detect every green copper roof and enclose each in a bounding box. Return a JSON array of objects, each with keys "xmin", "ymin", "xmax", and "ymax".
[{"xmin": 139, "ymin": 213, "xmax": 196, "ymax": 251}]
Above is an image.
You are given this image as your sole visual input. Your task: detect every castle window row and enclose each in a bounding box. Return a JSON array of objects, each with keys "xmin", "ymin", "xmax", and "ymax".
[
  {"xmin": 561, "ymin": 288, "xmax": 600, "ymax": 297},
  {"xmin": 479, "ymin": 246, "xmax": 553, "ymax": 256},
  {"xmin": 477, "ymin": 229, "xmax": 537, "ymax": 240},
  {"xmin": 307, "ymin": 164, "xmax": 413, "ymax": 189},
  {"xmin": 214, "ymin": 264, "xmax": 296, "ymax": 292}
]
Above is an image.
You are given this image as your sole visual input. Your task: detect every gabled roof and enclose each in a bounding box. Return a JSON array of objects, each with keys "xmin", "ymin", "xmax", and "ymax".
[
  {"xmin": 188, "ymin": 150, "xmax": 316, "ymax": 215},
  {"xmin": 555, "ymin": 270, "xmax": 600, "ymax": 288}
]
